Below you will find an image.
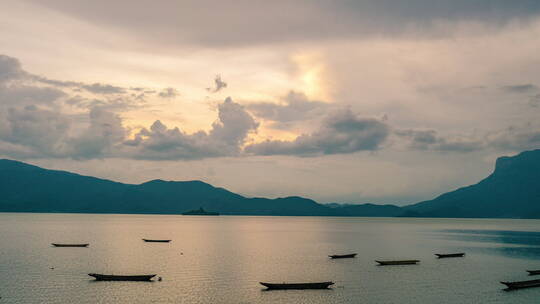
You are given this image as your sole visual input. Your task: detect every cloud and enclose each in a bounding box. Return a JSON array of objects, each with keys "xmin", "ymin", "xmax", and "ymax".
[
  {"xmin": 247, "ymin": 91, "xmax": 329, "ymax": 127},
  {"xmin": 501, "ymin": 84, "xmax": 539, "ymax": 93},
  {"xmin": 31, "ymin": 74, "xmax": 126, "ymax": 95},
  {"xmin": 0, "ymin": 84, "xmax": 65, "ymax": 107},
  {"xmin": 25, "ymin": 1, "xmax": 540, "ymax": 47},
  {"xmin": 124, "ymin": 97, "xmax": 259, "ymax": 160},
  {"xmin": 0, "ymin": 103, "xmax": 129, "ymax": 159},
  {"xmin": 245, "ymin": 109, "xmax": 389, "ymax": 156},
  {"xmin": 158, "ymin": 87, "xmax": 179, "ymax": 98},
  {"xmin": 67, "ymin": 107, "xmax": 126, "ymax": 159},
  {"xmin": 487, "ymin": 124, "xmax": 540, "ymax": 151},
  {"xmin": 81, "ymin": 83, "xmax": 125, "ymax": 94},
  {"xmin": 0, "ymin": 53, "xmax": 153, "ymax": 113},
  {"xmin": 0, "ymin": 105, "xmax": 71, "ymax": 157},
  {"xmin": 0, "ymin": 55, "xmax": 25, "ymax": 83},
  {"xmin": 529, "ymin": 94, "xmax": 540, "ymax": 107},
  {"xmin": 395, "ymin": 129, "xmax": 484, "ymax": 152},
  {"xmin": 396, "ymin": 124, "xmax": 540, "ymax": 153},
  {"xmin": 206, "ymin": 74, "xmax": 227, "ymax": 93}
]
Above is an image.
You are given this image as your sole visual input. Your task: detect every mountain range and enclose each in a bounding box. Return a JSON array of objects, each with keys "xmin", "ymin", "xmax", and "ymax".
[{"xmin": 0, "ymin": 149, "xmax": 539, "ymax": 218}]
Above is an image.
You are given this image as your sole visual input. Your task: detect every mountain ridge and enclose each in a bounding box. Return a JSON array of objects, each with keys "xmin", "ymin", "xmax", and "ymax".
[
  {"xmin": 1, "ymin": 149, "xmax": 539, "ymax": 218},
  {"xmin": 0, "ymin": 158, "xmax": 396, "ymax": 216},
  {"xmin": 403, "ymin": 149, "xmax": 540, "ymax": 218}
]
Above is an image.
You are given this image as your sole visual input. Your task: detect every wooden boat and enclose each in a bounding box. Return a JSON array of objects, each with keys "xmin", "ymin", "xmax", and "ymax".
[
  {"xmin": 52, "ymin": 243, "xmax": 89, "ymax": 247},
  {"xmin": 182, "ymin": 207, "xmax": 219, "ymax": 216},
  {"xmin": 376, "ymin": 260, "xmax": 420, "ymax": 265},
  {"xmin": 142, "ymin": 239, "xmax": 171, "ymax": 243},
  {"xmin": 435, "ymin": 253, "xmax": 465, "ymax": 258},
  {"xmin": 527, "ymin": 270, "xmax": 540, "ymax": 276},
  {"xmin": 88, "ymin": 273, "xmax": 156, "ymax": 281},
  {"xmin": 329, "ymin": 253, "xmax": 357, "ymax": 259},
  {"xmin": 260, "ymin": 282, "xmax": 334, "ymax": 290},
  {"xmin": 501, "ymin": 279, "xmax": 540, "ymax": 290}
]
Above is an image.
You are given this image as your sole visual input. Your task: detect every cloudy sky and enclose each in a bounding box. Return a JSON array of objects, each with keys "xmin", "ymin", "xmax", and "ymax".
[{"xmin": 1, "ymin": 0, "xmax": 540, "ymax": 205}]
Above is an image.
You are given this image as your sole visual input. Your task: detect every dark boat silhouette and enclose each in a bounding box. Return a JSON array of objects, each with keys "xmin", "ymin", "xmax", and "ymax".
[
  {"xmin": 52, "ymin": 243, "xmax": 89, "ymax": 247},
  {"xmin": 260, "ymin": 282, "xmax": 334, "ymax": 290},
  {"xmin": 435, "ymin": 253, "xmax": 465, "ymax": 258},
  {"xmin": 376, "ymin": 260, "xmax": 420, "ymax": 265},
  {"xmin": 501, "ymin": 279, "xmax": 540, "ymax": 290},
  {"xmin": 182, "ymin": 207, "xmax": 219, "ymax": 216},
  {"xmin": 142, "ymin": 239, "xmax": 171, "ymax": 243},
  {"xmin": 527, "ymin": 270, "xmax": 540, "ymax": 276},
  {"xmin": 329, "ymin": 253, "xmax": 357, "ymax": 259},
  {"xmin": 89, "ymin": 273, "xmax": 156, "ymax": 281}
]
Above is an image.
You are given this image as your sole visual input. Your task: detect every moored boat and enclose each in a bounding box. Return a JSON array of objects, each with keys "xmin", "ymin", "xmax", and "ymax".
[
  {"xmin": 527, "ymin": 270, "xmax": 540, "ymax": 276},
  {"xmin": 376, "ymin": 260, "xmax": 420, "ymax": 265},
  {"xmin": 435, "ymin": 253, "xmax": 465, "ymax": 258},
  {"xmin": 182, "ymin": 207, "xmax": 219, "ymax": 216},
  {"xmin": 142, "ymin": 239, "xmax": 171, "ymax": 243},
  {"xmin": 52, "ymin": 243, "xmax": 89, "ymax": 247},
  {"xmin": 260, "ymin": 282, "xmax": 334, "ymax": 290},
  {"xmin": 500, "ymin": 279, "xmax": 540, "ymax": 290},
  {"xmin": 329, "ymin": 253, "xmax": 357, "ymax": 259},
  {"xmin": 88, "ymin": 273, "xmax": 156, "ymax": 281}
]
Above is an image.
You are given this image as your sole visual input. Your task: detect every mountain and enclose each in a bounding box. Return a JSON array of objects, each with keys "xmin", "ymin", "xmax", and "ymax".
[
  {"xmin": 0, "ymin": 159, "xmax": 399, "ymax": 216},
  {"xmin": 404, "ymin": 149, "xmax": 540, "ymax": 218},
  {"xmin": 2, "ymin": 149, "xmax": 539, "ymax": 218}
]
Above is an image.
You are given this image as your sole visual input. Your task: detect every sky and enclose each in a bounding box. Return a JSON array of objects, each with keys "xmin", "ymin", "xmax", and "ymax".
[{"xmin": 1, "ymin": 0, "xmax": 540, "ymax": 205}]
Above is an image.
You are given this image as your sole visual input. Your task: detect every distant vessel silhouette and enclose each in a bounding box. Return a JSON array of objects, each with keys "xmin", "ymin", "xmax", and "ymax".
[
  {"xmin": 376, "ymin": 260, "xmax": 420, "ymax": 265},
  {"xmin": 329, "ymin": 253, "xmax": 357, "ymax": 259},
  {"xmin": 182, "ymin": 207, "xmax": 219, "ymax": 216},
  {"xmin": 435, "ymin": 253, "xmax": 465, "ymax": 258},
  {"xmin": 52, "ymin": 243, "xmax": 89, "ymax": 247},
  {"xmin": 88, "ymin": 273, "xmax": 156, "ymax": 281},
  {"xmin": 260, "ymin": 281, "xmax": 334, "ymax": 290},
  {"xmin": 527, "ymin": 270, "xmax": 540, "ymax": 276},
  {"xmin": 142, "ymin": 239, "xmax": 171, "ymax": 243}
]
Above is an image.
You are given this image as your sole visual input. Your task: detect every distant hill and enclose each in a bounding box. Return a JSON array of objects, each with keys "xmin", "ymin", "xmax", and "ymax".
[
  {"xmin": 0, "ymin": 159, "xmax": 399, "ymax": 216},
  {"xmin": 403, "ymin": 149, "xmax": 540, "ymax": 218},
  {"xmin": 2, "ymin": 149, "xmax": 539, "ymax": 218}
]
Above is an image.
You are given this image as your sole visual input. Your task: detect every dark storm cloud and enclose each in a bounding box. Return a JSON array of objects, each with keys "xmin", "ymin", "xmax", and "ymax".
[
  {"xmin": 27, "ymin": 0, "xmax": 540, "ymax": 47},
  {"xmin": 245, "ymin": 109, "xmax": 389, "ymax": 156}
]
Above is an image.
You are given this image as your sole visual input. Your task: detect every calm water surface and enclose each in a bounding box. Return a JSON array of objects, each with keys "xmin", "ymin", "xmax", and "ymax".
[{"xmin": 1, "ymin": 213, "xmax": 540, "ymax": 303}]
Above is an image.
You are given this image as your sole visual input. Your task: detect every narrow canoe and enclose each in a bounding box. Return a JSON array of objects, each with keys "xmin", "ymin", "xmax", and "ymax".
[
  {"xmin": 329, "ymin": 253, "xmax": 357, "ymax": 259},
  {"xmin": 52, "ymin": 243, "xmax": 89, "ymax": 247},
  {"xmin": 435, "ymin": 253, "xmax": 465, "ymax": 258},
  {"xmin": 260, "ymin": 282, "xmax": 334, "ymax": 290},
  {"xmin": 527, "ymin": 270, "xmax": 540, "ymax": 276},
  {"xmin": 88, "ymin": 273, "xmax": 156, "ymax": 281},
  {"xmin": 501, "ymin": 279, "xmax": 540, "ymax": 290},
  {"xmin": 376, "ymin": 260, "xmax": 420, "ymax": 265},
  {"xmin": 142, "ymin": 239, "xmax": 171, "ymax": 243}
]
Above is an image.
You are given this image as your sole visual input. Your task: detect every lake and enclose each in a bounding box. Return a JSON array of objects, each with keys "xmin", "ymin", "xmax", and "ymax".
[{"xmin": 0, "ymin": 213, "xmax": 539, "ymax": 303}]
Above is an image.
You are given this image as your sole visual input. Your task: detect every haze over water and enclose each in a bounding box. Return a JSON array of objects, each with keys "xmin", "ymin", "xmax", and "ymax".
[{"xmin": 1, "ymin": 213, "xmax": 539, "ymax": 303}]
